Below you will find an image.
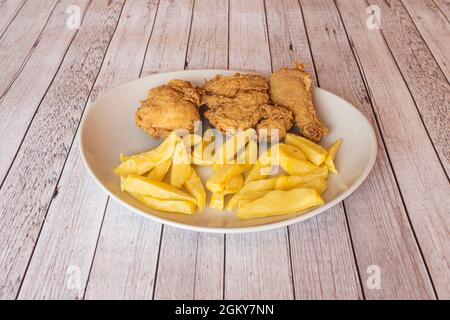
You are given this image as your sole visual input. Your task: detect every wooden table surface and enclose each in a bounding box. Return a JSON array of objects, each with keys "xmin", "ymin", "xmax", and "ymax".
[{"xmin": 0, "ymin": 0, "xmax": 448, "ymax": 300}]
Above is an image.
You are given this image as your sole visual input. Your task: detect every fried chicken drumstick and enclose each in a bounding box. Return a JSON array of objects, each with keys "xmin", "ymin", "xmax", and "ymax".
[
  {"xmin": 202, "ymin": 73, "xmax": 293, "ymax": 139},
  {"xmin": 136, "ymin": 80, "xmax": 202, "ymax": 139},
  {"xmin": 270, "ymin": 63, "xmax": 328, "ymax": 142}
]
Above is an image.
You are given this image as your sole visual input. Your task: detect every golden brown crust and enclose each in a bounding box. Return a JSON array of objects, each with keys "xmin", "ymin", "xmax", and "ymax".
[
  {"xmin": 269, "ymin": 62, "xmax": 328, "ymax": 142},
  {"xmin": 135, "ymin": 80, "xmax": 201, "ymax": 139},
  {"xmin": 202, "ymin": 74, "xmax": 293, "ymax": 139}
]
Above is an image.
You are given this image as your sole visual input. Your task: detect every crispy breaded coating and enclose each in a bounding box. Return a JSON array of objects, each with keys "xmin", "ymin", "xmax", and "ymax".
[
  {"xmin": 270, "ymin": 63, "xmax": 328, "ymax": 142},
  {"xmin": 203, "ymin": 73, "xmax": 269, "ymax": 97},
  {"xmin": 135, "ymin": 80, "xmax": 202, "ymax": 139},
  {"xmin": 202, "ymin": 74, "xmax": 293, "ymax": 138}
]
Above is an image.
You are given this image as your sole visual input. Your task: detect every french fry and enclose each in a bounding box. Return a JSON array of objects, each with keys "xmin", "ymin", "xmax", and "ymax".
[
  {"xmin": 206, "ymin": 164, "xmax": 247, "ymax": 193},
  {"xmin": 325, "ymin": 139, "xmax": 342, "ymax": 174},
  {"xmin": 115, "ymin": 131, "xmax": 178, "ymax": 176},
  {"xmin": 244, "ymin": 148, "xmax": 275, "ymax": 183},
  {"xmin": 285, "ymin": 133, "xmax": 327, "ymax": 166},
  {"xmin": 147, "ymin": 158, "xmax": 172, "ymax": 180},
  {"xmin": 224, "ymin": 174, "xmax": 244, "ymax": 195},
  {"xmin": 237, "ymin": 188, "xmax": 324, "ymax": 220},
  {"xmin": 130, "ymin": 192, "xmax": 196, "ymax": 215},
  {"xmin": 184, "ymin": 168, "xmax": 207, "ymax": 210},
  {"xmin": 215, "ymin": 129, "xmax": 256, "ymax": 164},
  {"xmin": 169, "ymin": 140, "xmax": 192, "ymax": 188},
  {"xmin": 279, "ymin": 143, "xmax": 318, "ymax": 175},
  {"xmin": 210, "ymin": 192, "xmax": 225, "ymax": 210},
  {"xmin": 121, "ymin": 175, "xmax": 195, "ymax": 203},
  {"xmin": 236, "ymin": 138, "xmax": 258, "ymax": 171}
]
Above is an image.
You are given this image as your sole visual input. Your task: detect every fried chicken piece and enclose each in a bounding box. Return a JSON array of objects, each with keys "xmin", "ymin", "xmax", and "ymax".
[
  {"xmin": 269, "ymin": 63, "xmax": 328, "ymax": 142},
  {"xmin": 136, "ymin": 80, "xmax": 202, "ymax": 139},
  {"xmin": 202, "ymin": 74, "xmax": 293, "ymax": 138},
  {"xmin": 203, "ymin": 73, "xmax": 269, "ymax": 97}
]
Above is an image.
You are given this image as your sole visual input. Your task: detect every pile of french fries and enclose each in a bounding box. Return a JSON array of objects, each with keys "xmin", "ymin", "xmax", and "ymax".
[{"xmin": 114, "ymin": 129, "xmax": 342, "ymax": 220}]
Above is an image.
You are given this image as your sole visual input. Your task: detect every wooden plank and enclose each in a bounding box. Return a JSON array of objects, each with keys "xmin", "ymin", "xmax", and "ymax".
[
  {"xmin": 369, "ymin": 0, "xmax": 450, "ymax": 181},
  {"xmin": 0, "ymin": 0, "xmax": 91, "ymax": 186},
  {"xmin": 301, "ymin": 0, "xmax": 435, "ymax": 300},
  {"xmin": 18, "ymin": 0, "xmax": 158, "ymax": 300},
  {"xmin": 141, "ymin": 0, "xmax": 194, "ymax": 76},
  {"xmin": 0, "ymin": 0, "xmax": 125, "ymax": 300},
  {"xmin": 0, "ymin": 0, "xmax": 26, "ymax": 36},
  {"xmin": 84, "ymin": 202, "xmax": 161, "ymax": 300},
  {"xmin": 265, "ymin": 0, "xmax": 362, "ymax": 300},
  {"xmin": 153, "ymin": 0, "xmax": 227, "ymax": 300},
  {"xmin": 0, "ymin": 0, "xmax": 57, "ymax": 97},
  {"xmin": 224, "ymin": 0, "xmax": 294, "ymax": 300},
  {"xmin": 433, "ymin": 0, "xmax": 450, "ymax": 20},
  {"xmin": 334, "ymin": 0, "xmax": 446, "ymax": 298},
  {"xmin": 401, "ymin": 0, "xmax": 450, "ymax": 81}
]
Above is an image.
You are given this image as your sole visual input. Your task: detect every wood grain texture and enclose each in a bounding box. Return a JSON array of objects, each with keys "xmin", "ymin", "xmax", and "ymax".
[
  {"xmin": 153, "ymin": 0, "xmax": 227, "ymax": 300},
  {"xmin": 18, "ymin": 0, "xmax": 158, "ymax": 300},
  {"xmin": 401, "ymin": 0, "xmax": 450, "ymax": 81},
  {"xmin": 0, "ymin": 0, "xmax": 90, "ymax": 186},
  {"xmin": 224, "ymin": 0, "xmax": 294, "ymax": 300},
  {"xmin": 335, "ymin": 0, "xmax": 447, "ymax": 299},
  {"xmin": 433, "ymin": 0, "xmax": 450, "ymax": 20},
  {"xmin": 301, "ymin": 0, "xmax": 437, "ymax": 300},
  {"xmin": 0, "ymin": 0, "xmax": 57, "ymax": 97},
  {"xmin": 141, "ymin": 0, "xmax": 194, "ymax": 76},
  {"xmin": 265, "ymin": 0, "xmax": 362, "ymax": 300},
  {"xmin": 85, "ymin": 201, "xmax": 161, "ymax": 300},
  {"xmin": 368, "ymin": 0, "xmax": 449, "ymax": 176},
  {"xmin": 0, "ymin": 0, "xmax": 125, "ymax": 300},
  {"xmin": 0, "ymin": 0, "xmax": 26, "ymax": 36}
]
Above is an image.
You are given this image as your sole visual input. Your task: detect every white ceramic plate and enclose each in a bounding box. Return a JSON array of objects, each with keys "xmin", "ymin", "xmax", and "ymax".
[{"xmin": 80, "ymin": 70, "xmax": 377, "ymax": 233}]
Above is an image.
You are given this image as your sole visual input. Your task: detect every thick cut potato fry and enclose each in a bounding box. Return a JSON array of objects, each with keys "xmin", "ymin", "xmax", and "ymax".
[
  {"xmin": 274, "ymin": 167, "xmax": 328, "ymax": 189},
  {"xmin": 115, "ymin": 131, "xmax": 178, "ymax": 176},
  {"xmin": 131, "ymin": 193, "xmax": 196, "ymax": 215},
  {"xmin": 298, "ymin": 178, "xmax": 328, "ymax": 194},
  {"xmin": 224, "ymin": 174, "xmax": 244, "ymax": 195},
  {"xmin": 184, "ymin": 168, "xmax": 207, "ymax": 210},
  {"xmin": 215, "ymin": 129, "xmax": 256, "ymax": 164},
  {"xmin": 227, "ymin": 178, "xmax": 277, "ymax": 210},
  {"xmin": 121, "ymin": 175, "xmax": 195, "ymax": 203},
  {"xmin": 192, "ymin": 140, "xmax": 215, "ymax": 165},
  {"xmin": 279, "ymin": 144, "xmax": 318, "ymax": 175},
  {"xmin": 325, "ymin": 139, "xmax": 342, "ymax": 174},
  {"xmin": 285, "ymin": 133, "xmax": 327, "ymax": 166},
  {"xmin": 244, "ymin": 148, "xmax": 275, "ymax": 183},
  {"xmin": 147, "ymin": 158, "xmax": 172, "ymax": 180},
  {"xmin": 170, "ymin": 140, "xmax": 192, "ymax": 188},
  {"xmin": 206, "ymin": 164, "xmax": 247, "ymax": 192},
  {"xmin": 237, "ymin": 188, "xmax": 324, "ymax": 220},
  {"xmin": 236, "ymin": 139, "xmax": 258, "ymax": 171},
  {"xmin": 210, "ymin": 192, "xmax": 225, "ymax": 210}
]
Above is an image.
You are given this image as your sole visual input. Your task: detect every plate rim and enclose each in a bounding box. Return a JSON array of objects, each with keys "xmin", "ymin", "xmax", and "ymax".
[{"xmin": 79, "ymin": 69, "xmax": 378, "ymax": 234}]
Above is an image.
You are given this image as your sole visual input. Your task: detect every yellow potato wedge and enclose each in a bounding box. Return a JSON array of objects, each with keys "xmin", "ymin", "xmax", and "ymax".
[
  {"xmin": 131, "ymin": 193, "xmax": 196, "ymax": 215},
  {"xmin": 325, "ymin": 139, "xmax": 342, "ymax": 174},
  {"xmin": 121, "ymin": 175, "xmax": 195, "ymax": 203},
  {"xmin": 210, "ymin": 192, "xmax": 225, "ymax": 210},
  {"xmin": 279, "ymin": 143, "xmax": 318, "ymax": 175},
  {"xmin": 115, "ymin": 131, "xmax": 178, "ymax": 176},
  {"xmin": 237, "ymin": 188, "xmax": 324, "ymax": 220},
  {"xmin": 184, "ymin": 168, "xmax": 207, "ymax": 210},
  {"xmin": 192, "ymin": 140, "xmax": 215, "ymax": 165},
  {"xmin": 147, "ymin": 158, "xmax": 172, "ymax": 181},
  {"xmin": 224, "ymin": 174, "xmax": 244, "ymax": 195},
  {"xmin": 285, "ymin": 133, "xmax": 327, "ymax": 166},
  {"xmin": 206, "ymin": 164, "xmax": 247, "ymax": 192},
  {"xmin": 227, "ymin": 178, "xmax": 277, "ymax": 210},
  {"xmin": 170, "ymin": 140, "xmax": 192, "ymax": 188},
  {"xmin": 244, "ymin": 148, "xmax": 275, "ymax": 183},
  {"xmin": 215, "ymin": 129, "xmax": 256, "ymax": 164}
]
